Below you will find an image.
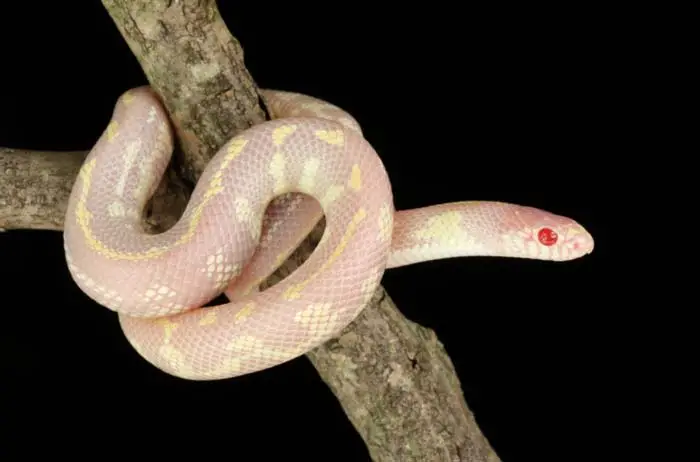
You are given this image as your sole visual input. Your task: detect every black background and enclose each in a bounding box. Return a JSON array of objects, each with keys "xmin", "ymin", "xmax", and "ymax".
[{"xmin": 1, "ymin": 2, "xmax": 618, "ymax": 461}]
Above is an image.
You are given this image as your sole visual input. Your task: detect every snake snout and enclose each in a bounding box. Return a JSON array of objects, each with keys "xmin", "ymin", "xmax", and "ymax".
[{"xmin": 570, "ymin": 228, "xmax": 595, "ymax": 256}]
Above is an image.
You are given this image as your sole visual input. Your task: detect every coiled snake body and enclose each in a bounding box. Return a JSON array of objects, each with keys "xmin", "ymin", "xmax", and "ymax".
[{"xmin": 63, "ymin": 87, "xmax": 594, "ymax": 380}]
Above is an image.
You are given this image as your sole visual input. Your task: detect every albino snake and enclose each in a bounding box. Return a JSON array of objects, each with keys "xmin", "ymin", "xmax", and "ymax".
[{"xmin": 63, "ymin": 86, "xmax": 594, "ymax": 380}]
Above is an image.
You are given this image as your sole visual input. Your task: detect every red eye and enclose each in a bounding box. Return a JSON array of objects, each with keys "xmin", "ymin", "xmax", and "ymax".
[{"xmin": 537, "ymin": 227, "xmax": 558, "ymax": 246}]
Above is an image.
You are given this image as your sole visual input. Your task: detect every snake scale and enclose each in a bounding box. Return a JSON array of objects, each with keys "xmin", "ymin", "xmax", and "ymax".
[{"xmin": 63, "ymin": 86, "xmax": 594, "ymax": 380}]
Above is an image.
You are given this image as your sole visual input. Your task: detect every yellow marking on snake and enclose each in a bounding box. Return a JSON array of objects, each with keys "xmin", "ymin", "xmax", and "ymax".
[
  {"xmin": 201, "ymin": 138, "xmax": 248, "ymax": 184},
  {"xmin": 283, "ymin": 207, "xmax": 367, "ymax": 300},
  {"xmin": 269, "ymin": 152, "xmax": 286, "ymax": 194},
  {"xmin": 159, "ymin": 318, "xmax": 179, "ymax": 344},
  {"xmin": 146, "ymin": 106, "xmax": 158, "ymax": 124},
  {"xmin": 413, "ymin": 211, "xmax": 464, "ymax": 244},
  {"xmin": 107, "ymin": 201, "xmax": 125, "ymax": 217},
  {"xmin": 106, "ymin": 121, "xmax": 119, "ymax": 142},
  {"xmin": 272, "ymin": 125, "xmax": 297, "ymax": 146},
  {"xmin": 235, "ymin": 302, "xmax": 255, "ymax": 322},
  {"xmin": 198, "ymin": 310, "xmax": 218, "ymax": 326},
  {"xmin": 121, "ymin": 90, "xmax": 135, "ymax": 104},
  {"xmin": 349, "ymin": 164, "xmax": 362, "ymax": 191},
  {"xmin": 320, "ymin": 184, "xmax": 345, "ymax": 208},
  {"xmin": 315, "ymin": 128, "xmax": 344, "ymax": 145},
  {"xmin": 299, "ymin": 157, "xmax": 320, "ymax": 192},
  {"xmin": 226, "ymin": 335, "xmax": 261, "ymax": 352},
  {"xmin": 234, "ymin": 197, "xmax": 259, "ymax": 241},
  {"xmin": 75, "ymin": 139, "xmax": 248, "ymax": 261},
  {"xmin": 566, "ymin": 227, "xmax": 582, "ymax": 237},
  {"xmin": 378, "ymin": 203, "xmax": 393, "ymax": 242},
  {"xmin": 158, "ymin": 344, "xmax": 191, "ymax": 376},
  {"xmin": 294, "ymin": 303, "xmax": 338, "ymax": 338},
  {"xmin": 207, "ymin": 139, "xmax": 249, "ymax": 198}
]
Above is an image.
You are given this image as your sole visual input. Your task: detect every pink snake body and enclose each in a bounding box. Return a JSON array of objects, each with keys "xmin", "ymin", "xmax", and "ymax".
[{"xmin": 63, "ymin": 87, "xmax": 594, "ymax": 380}]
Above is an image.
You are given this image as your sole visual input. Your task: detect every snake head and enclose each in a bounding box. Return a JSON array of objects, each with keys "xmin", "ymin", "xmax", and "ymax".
[{"xmin": 504, "ymin": 205, "xmax": 595, "ymax": 261}]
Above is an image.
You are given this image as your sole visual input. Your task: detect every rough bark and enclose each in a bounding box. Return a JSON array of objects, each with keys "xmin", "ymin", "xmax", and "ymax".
[
  {"xmin": 0, "ymin": 149, "xmax": 84, "ymax": 231},
  {"xmin": 0, "ymin": 1, "xmax": 500, "ymax": 460},
  {"xmin": 0, "ymin": 148, "xmax": 189, "ymax": 233}
]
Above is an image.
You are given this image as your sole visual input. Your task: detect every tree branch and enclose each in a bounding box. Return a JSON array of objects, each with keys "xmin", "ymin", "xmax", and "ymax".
[
  {"xmin": 0, "ymin": 147, "xmax": 190, "ymax": 234},
  {"xmin": 1, "ymin": 1, "xmax": 500, "ymax": 460},
  {"xmin": 0, "ymin": 148, "xmax": 84, "ymax": 231}
]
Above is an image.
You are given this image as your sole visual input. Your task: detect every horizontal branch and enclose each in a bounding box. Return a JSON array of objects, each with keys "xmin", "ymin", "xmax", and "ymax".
[
  {"xmin": 0, "ymin": 147, "xmax": 189, "ymax": 234},
  {"xmin": 0, "ymin": 148, "xmax": 84, "ymax": 231}
]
